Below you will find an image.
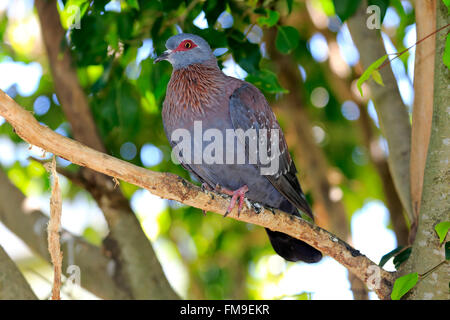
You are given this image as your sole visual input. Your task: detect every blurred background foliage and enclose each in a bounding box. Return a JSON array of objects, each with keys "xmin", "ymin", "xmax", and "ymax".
[{"xmin": 0, "ymin": 0, "xmax": 418, "ymax": 299}]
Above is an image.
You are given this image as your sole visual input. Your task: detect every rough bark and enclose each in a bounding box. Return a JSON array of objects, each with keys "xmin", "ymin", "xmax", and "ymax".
[
  {"xmin": 34, "ymin": 0, "xmax": 178, "ymax": 300},
  {"xmin": 347, "ymin": 1, "xmax": 413, "ymax": 223},
  {"xmin": 0, "ymin": 246, "xmax": 38, "ymax": 300},
  {"xmin": 0, "ymin": 89, "xmax": 396, "ymax": 299},
  {"xmin": 403, "ymin": 1, "xmax": 450, "ymax": 300},
  {"xmin": 0, "ymin": 169, "xmax": 132, "ymax": 299}
]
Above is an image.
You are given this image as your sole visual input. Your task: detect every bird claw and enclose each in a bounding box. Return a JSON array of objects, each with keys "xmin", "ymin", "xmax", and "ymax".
[
  {"xmin": 201, "ymin": 183, "xmax": 213, "ymax": 192},
  {"xmin": 222, "ymin": 185, "xmax": 249, "ymax": 218}
]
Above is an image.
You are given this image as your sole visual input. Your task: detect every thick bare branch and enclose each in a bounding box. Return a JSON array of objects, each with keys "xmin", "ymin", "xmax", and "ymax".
[
  {"xmin": 0, "ymin": 246, "xmax": 38, "ymax": 300},
  {"xmin": 0, "ymin": 89, "xmax": 396, "ymax": 299},
  {"xmin": 347, "ymin": 1, "xmax": 413, "ymax": 223}
]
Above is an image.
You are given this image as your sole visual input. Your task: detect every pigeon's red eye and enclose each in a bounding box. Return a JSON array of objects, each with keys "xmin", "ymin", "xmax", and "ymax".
[{"xmin": 176, "ymin": 40, "xmax": 197, "ymax": 51}]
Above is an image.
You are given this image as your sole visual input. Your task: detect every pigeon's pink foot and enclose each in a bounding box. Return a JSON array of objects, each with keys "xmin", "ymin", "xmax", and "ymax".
[{"xmin": 220, "ymin": 185, "xmax": 249, "ymax": 217}]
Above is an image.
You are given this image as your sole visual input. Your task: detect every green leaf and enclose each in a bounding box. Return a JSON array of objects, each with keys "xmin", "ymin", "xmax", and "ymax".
[
  {"xmin": 318, "ymin": 0, "xmax": 336, "ymax": 16},
  {"xmin": 443, "ymin": 0, "xmax": 450, "ymax": 12},
  {"xmin": 435, "ymin": 221, "xmax": 450, "ymax": 244},
  {"xmin": 379, "ymin": 246, "xmax": 404, "ymax": 267},
  {"xmin": 332, "ymin": 0, "xmax": 362, "ymax": 22},
  {"xmin": 356, "ymin": 55, "xmax": 388, "ymax": 96},
  {"xmin": 286, "ymin": 0, "xmax": 293, "ymax": 14},
  {"xmin": 257, "ymin": 10, "xmax": 280, "ymax": 27},
  {"xmin": 393, "ymin": 247, "xmax": 412, "ymax": 269},
  {"xmin": 82, "ymin": 227, "xmax": 102, "ymax": 246},
  {"xmin": 246, "ymin": 69, "xmax": 288, "ymax": 94},
  {"xmin": 126, "ymin": 0, "xmax": 140, "ymax": 10},
  {"xmin": 445, "ymin": 242, "xmax": 450, "ymax": 260},
  {"xmin": 371, "ymin": 70, "xmax": 384, "ymax": 86},
  {"xmin": 275, "ymin": 26, "xmax": 300, "ymax": 54},
  {"xmin": 391, "ymin": 272, "xmax": 419, "ymax": 300},
  {"xmin": 443, "ymin": 33, "xmax": 450, "ymax": 70}
]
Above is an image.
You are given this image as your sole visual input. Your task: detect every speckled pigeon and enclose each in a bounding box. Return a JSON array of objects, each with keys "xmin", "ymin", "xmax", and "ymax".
[{"xmin": 155, "ymin": 33, "xmax": 322, "ymax": 263}]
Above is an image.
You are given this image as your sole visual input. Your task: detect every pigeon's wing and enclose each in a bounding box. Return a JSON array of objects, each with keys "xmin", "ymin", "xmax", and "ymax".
[
  {"xmin": 163, "ymin": 123, "xmax": 215, "ymax": 189},
  {"xmin": 229, "ymin": 83, "xmax": 313, "ymax": 219}
]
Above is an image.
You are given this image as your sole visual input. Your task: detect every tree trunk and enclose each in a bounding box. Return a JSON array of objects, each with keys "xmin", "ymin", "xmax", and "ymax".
[
  {"xmin": 403, "ymin": 0, "xmax": 450, "ymax": 300},
  {"xmin": 0, "ymin": 246, "xmax": 38, "ymax": 300},
  {"xmin": 410, "ymin": 0, "xmax": 436, "ymax": 238},
  {"xmin": 347, "ymin": 1, "xmax": 413, "ymax": 223}
]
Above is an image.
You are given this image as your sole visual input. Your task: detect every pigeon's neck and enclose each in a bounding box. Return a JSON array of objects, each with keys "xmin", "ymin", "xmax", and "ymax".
[
  {"xmin": 172, "ymin": 57, "xmax": 219, "ymax": 71},
  {"xmin": 164, "ymin": 63, "xmax": 225, "ymax": 121}
]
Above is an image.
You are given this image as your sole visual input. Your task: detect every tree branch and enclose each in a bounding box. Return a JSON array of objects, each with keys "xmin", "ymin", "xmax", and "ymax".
[
  {"xmin": 0, "ymin": 246, "xmax": 38, "ymax": 300},
  {"xmin": 347, "ymin": 1, "xmax": 413, "ymax": 223},
  {"xmin": 0, "ymin": 89, "xmax": 396, "ymax": 299},
  {"xmin": 410, "ymin": 0, "xmax": 436, "ymax": 242}
]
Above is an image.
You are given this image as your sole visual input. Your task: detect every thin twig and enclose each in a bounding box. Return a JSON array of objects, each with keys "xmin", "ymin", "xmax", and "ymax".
[
  {"xmin": 378, "ymin": 23, "xmax": 450, "ymax": 71},
  {"xmin": 46, "ymin": 156, "xmax": 63, "ymax": 300}
]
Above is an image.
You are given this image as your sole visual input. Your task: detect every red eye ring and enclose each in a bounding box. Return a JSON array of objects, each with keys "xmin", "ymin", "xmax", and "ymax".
[{"xmin": 175, "ymin": 40, "xmax": 198, "ymax": 52}]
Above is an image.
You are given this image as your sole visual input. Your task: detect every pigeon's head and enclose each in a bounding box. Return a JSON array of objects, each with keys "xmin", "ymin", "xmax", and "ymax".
[{"xmin": 154, "ymin": 33, "xmax": 215, "ymax": 69}]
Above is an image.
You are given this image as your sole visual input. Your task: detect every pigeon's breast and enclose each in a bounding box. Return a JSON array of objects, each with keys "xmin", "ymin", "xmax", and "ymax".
[{"xmin": 161, "ymin": 67, "xmax": 291, "ymax": 210}]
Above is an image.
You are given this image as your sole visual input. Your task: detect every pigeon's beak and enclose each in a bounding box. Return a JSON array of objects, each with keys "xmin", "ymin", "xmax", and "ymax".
[{"xmin": 154, "ymin": 50, "xmax": 171, "ymax": 64}]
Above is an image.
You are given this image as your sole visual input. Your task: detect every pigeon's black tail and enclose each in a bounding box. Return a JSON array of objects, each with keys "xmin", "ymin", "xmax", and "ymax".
[{"xmin": 265, "ymin": 229, "xmax": 322, "ymax": 263}]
